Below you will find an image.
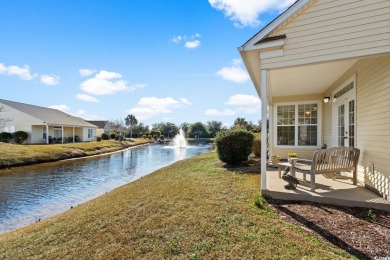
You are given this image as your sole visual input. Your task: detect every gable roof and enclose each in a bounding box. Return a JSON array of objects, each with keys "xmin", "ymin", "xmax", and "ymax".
[
  {"xmin": 87, "ymin": 120, "xmax": 108, "ymax": 128},
  {"xmin": 239, "ymin": 0, "xmax": 308, "ymax": 51},
  {"xmin": 0, "ymin": 99, "xmax": 97, "ymax": 128}
]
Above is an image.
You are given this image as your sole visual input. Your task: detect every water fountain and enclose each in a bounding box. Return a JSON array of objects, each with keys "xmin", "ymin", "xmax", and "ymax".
[{"xmin": 171, "ymin": 128, "xmax": 188, "ymax": 148}]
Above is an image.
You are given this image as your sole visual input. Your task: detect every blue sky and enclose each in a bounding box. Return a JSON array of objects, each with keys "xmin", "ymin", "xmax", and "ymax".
[{"xmin": 0, "ymin": 0, "xmax": 295, "ymax": 127}]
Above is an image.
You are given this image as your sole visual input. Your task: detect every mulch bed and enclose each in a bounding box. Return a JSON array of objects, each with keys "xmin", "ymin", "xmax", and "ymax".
[{"xmin": 267, "ymin": 199, "xmax": 390, "ymax": 259}]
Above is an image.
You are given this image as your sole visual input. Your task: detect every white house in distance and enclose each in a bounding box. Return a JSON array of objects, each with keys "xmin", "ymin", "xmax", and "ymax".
[
  {"xmin": 0, "ymin": 99, "xmax": 97, "ymax": 144},
  {"xmin": 240, "ymin": 0, "xmax": 390, "ymax": 200}
]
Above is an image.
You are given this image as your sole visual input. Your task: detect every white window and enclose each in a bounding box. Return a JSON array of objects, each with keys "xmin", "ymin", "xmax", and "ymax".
[
  {"xmin": 53, "ymin": 127, "xmax": 62, "ymax": 138},
  {"xmin": 42, "ymin": 126, "xmax": 47, "ymax": 139},
  {"xmin": 275, "ymin": 101, "xmax": 320, "ymax": 147},
  {"xmin": 88, "ymin": 129, "xmax": 93, "ymax": 138}
]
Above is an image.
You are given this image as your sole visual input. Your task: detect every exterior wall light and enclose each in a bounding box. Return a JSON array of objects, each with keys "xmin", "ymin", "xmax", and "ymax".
[{"xmin": 323, "ymin": 96, "xmax": 330, "ymax": 103}]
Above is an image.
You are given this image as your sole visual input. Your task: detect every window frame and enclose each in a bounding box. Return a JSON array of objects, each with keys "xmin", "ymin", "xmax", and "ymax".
[
  {"xmin": 42, "ymin": 126, "xmax": 47, "ymax": 139},
  {"xmin": 274, "ymin": 100, "xmax": 322, "ymax": 148},
  {"xmin": 88, "ymin": 128, "xmax": 93, "ymax": 138}
]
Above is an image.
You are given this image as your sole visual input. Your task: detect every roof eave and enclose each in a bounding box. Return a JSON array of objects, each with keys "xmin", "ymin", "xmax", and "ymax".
[{"xmin": 241, "ymin": 0, "xmax": 309, "ymax": 51}]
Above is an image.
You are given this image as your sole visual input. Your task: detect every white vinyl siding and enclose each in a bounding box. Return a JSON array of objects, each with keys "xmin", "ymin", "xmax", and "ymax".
[{"xmin": 263, "ymin": 0, "xmax": 390, "ymax": 69}]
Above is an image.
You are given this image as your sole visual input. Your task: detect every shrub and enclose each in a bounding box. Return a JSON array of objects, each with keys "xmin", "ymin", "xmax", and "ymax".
[
  {"xmin": 142, "ymin": 134, "xmax": 147, "ymax": 139},
  {"xmin": 215, "ymin": 129, "xmax": 254, "ymax": 165},
  {"xmin": 110, "ymin": 134, "xmax": 116, "ymax": 139},
  {"xmin": 0, "ymin": 132, "xmax": 12, "ymax": 143},
  {"xmin": 153, "ymin": 134, "xmax": 158, "ymax": 140},
  {"xmin": 12, "ymin": 131, "xmax": 28, "ymax": 144},
  {"xmin": 150, "ymin": 131, "xmax": 161, "ymax": 137},
  {"xmin": 96, "ymin": 137, "xmax": 102, "ymax": 142},
  {"xmin": 101, "ymin": 133, "xmax": 109, "ymax": 140},
  {"xmin": 159, "ymin": 135, "xmax": 164, "ymax": 140},
  {"xmin": 252, "ymin": 134, "xmax": 261, "ymax": 157},
  {"xmin": 148, "ymin": 135, "xmax": 152, "ymax": 139}
]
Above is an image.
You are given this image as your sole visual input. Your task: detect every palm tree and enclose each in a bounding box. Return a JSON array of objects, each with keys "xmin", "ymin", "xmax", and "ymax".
[
  {"xmin": 234, "ymin": 117, "xmax": 247, "ymax": 128},
  {"xmin": 125, "ymin": 114, "xmax": 138, "ymax": 139}
]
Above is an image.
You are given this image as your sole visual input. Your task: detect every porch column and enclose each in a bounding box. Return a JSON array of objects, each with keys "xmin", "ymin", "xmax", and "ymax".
[
  {"xmin": 261, "ymin": 69, "xmax": 268, "ymax": 191},
  {"xmin": 73, "ymin": 127, "xmax": 75, "ymax": 143},
  {"xmin": 46, "ymin": 124, "xmax": 49, "ymax": 144},
  {"xmin": 61, "ymin": 126, "xmax": 64, "ymax": 144}
]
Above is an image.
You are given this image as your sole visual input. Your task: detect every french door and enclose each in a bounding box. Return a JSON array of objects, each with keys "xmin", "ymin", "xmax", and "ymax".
[{"xmin": 333, "ymin": 82, "xmax": 356, "ymax": 148}]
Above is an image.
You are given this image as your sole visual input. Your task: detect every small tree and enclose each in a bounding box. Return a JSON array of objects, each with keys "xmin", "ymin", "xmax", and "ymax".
[
  {"xmin": 215, "ymin": 129, "xmax": 254, "ymax": 165},
  {"xmin": 188, "ymin": 122, "xmax": 208, "ymax": 138},
  {"xmin": 12, "ymin": 131, "xmax": 28, "ymax": 144},
  {"xmin": 125, "ymin": 114, "xmax": 138, "ymax": 139},
  {"xmin": 207, "ymin": 120, "xmax": 223, "ymax": 137}
]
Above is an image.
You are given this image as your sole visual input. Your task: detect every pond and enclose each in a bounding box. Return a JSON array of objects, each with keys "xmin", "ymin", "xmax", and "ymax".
[{"xmin": 0, "ymin": 143, "xmax": 212, "ymax": 234}]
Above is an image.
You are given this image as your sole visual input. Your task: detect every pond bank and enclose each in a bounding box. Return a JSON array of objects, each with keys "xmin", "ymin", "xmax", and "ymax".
[{"xmin": 0, "ymin": 139, "xmax": 152, "ymax": 170}]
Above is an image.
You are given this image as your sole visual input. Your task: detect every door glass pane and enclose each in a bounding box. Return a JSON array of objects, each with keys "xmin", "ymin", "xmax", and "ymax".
[
  {"xmin": 349, "ymin": 100, "xmax": 355, "ymax": 148},
  {"xmin": 338, "ymin": 104, "xmax": 345, "ymax": 146}
]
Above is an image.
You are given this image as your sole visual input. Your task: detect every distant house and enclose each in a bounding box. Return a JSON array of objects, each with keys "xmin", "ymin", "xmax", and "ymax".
[
  {"xmin": 240, "ymin": 0, "xmax": 390, "ymax": 200},
  {"xmin": 87, "ymin": 120, "xmax": 109, "ymax": 137},
  {"xmin": 0, "ymin": 99, "xmax": 97, "ymax": 144}
]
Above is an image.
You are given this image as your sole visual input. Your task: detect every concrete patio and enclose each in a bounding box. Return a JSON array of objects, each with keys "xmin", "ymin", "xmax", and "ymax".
[{"xmin": 263, "ymin": 163, "xmax": 390, "ymax": 212}]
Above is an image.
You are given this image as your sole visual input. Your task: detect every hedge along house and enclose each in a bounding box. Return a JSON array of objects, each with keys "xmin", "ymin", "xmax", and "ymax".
[
  {"xmin": 239, "ymin": 0, "xmax": 390, "ymax": 201},
  {"xmin": 0, "ymin": 99, "xmax": 97, "ymax": 144}
]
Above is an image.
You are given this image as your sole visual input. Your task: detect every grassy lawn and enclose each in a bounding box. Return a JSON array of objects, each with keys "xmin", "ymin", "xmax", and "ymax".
[
  {"xmin": 0, "ymin": 139, "xmax": 151, "ymax": 169},
  {"xmin": 0, "ymin": 151, "xmax": 352, "ymax": 259}
]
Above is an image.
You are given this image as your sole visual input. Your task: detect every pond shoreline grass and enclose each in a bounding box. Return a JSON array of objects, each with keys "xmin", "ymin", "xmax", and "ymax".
[
  {"xmin": 0, "ymin": 139, "xmax": 152, "ymax": 170},
  {"xmin": 0, "ymin": 151, "xmax": 351, "ymax": 259}
]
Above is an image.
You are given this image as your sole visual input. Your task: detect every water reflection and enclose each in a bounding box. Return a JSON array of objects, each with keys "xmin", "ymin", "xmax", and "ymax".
[{"xmin": 0, "ymin": 144, "xmax": 211, "ymax": 234}]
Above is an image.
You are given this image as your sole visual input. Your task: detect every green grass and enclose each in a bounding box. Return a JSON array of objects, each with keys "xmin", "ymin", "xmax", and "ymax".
[
  {"xmin": 0, "ymin": 139, "xmax": 151, "ymax": 169},
  {"xmin": 0, "ymin": 151, "xmax": 352, "ymax": 259}
]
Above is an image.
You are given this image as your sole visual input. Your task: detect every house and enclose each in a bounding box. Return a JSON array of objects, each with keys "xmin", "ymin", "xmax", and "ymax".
[
  {"xmin": 239, "ymin": 0, "xmax": 390, "ymax": 201},
  {"xmin": 87, "ymin": 120, "xmax": 109, "ymax": 137},
  {"xmin": 0, "ymin": 99, "xmax": 98, "ymax": 144}
]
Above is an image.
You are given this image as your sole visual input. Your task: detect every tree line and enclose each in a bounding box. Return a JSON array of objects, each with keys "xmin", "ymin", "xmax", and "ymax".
[{"xmin": 106, "ymin": 115, "xmax": 262, "ymax": 139}]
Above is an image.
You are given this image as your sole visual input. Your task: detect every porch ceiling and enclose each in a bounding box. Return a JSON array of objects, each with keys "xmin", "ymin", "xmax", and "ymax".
[{"xmin": 270, "ymin": 59, "xmax": 358, "ymax": 97}]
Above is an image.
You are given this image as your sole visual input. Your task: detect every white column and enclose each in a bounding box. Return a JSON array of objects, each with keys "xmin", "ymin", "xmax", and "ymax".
[
  {"xmin": 73, "ymin": 127, "xmax": 75, "ymax": 143},
  {"xmin": 261, "ymin": 69, "xmax": 268, "ymax": 191},
  {"xmin": 46, "ymin": 124, "xmax": 49, "ymax": 144},
  {"xmin": 61, "ymin": 126, "xmax": 64, "ymax": 143}
]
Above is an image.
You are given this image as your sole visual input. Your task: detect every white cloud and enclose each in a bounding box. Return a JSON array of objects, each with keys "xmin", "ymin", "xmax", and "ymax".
[
  {"xmin": 49, "ymin": 104, "xmax": 71, "ymax": 113},
  {"xmin": 80, "ymin": 70, "xmax": 136, "ymax": 96},
  {"xmin": 0, "ymin": 63, "xmax": 37, "ymax": 80},
  {"xmin": 225, "ymin": 94, "xmax": 260, "ymax": 106},
  {"xmin": 79, "ymin": 69, "xmax": 96, "ymax": 77},
  {"xmin": 40, "ymin": 74, "xmax": 60, "ymax": 86},
  {"xmin": 76, "ymin": 94, "xmax": 100, "ymax": 103},
  {"xmin": 185, "ymin": 40, "xmax": 201, "ymax": 49},
  {"xmin": 73, "ymin": 109, "xmax": 101, "ymax": 120},
  {"xmin": 209, "ymin": 0, "xmax": 296, "ymax": 27},
  {"xmin": 127, "ymin": 97, "xmax": 191, "ymax": 120},
  {"xmin": 172, "ymin": 33, "xmax": 201, "ymax": 49},
  {"xmin": 205, "ymin": 94, "xmax": 260, "ymax": 117},
  {"xmin": 216, "ymin": 59, "xmax": 249, "ymax": 83}
]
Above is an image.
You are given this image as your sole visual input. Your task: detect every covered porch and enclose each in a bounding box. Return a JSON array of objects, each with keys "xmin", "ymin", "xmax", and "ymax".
[
  {"xmin": 32, "ymin": 124, "xmax": 85, "ymax": 144},
  {"xmin": 263, "ymin": 164, "xmax": 390, "ymax": 212}
]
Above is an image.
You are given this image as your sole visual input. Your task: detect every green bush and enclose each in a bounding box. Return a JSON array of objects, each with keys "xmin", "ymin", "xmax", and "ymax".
[
  {"xmin": 142, "ymin": 134, "xmax": 147, "ymax": 139},
  {"xmin": 150, "ymin": 131, "xmax": 161, "ymax": 137},
  {"xmin": 148, "ymin": 135, "xmax": 152, "ymax": 139},
  {"xmin": 12, "ymin": 131, "xmax": 28, "ymax": 144},
  {"xmin": 252, "ymin": 134, "xmax": 261, "ymax": 157},
  {"xmin": 110, "ymin": 134, "xmax": 116, "ymax": 139},
  {"xmin": 215, "ymin": 129, "xmax": 254, "ymax": 165},
  {"xmin": 96, "ymin": 137, "xmax": 102, "ymax": 142},
  {"xmin": 159, "ymin": 135, "xmax": 164, "ymax": 140},
  {"xmin": 101, "ymin": 133, "xmax": 109, "ymax": 140},
  {"xmin": 0, "ymin": 132, "xmax": 12, "ymax": 143}
]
